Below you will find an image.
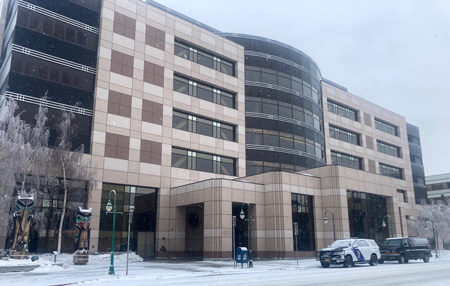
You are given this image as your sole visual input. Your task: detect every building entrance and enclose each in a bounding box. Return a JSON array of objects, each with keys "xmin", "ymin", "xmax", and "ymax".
[{"xmin": 185, "ymin": 204, "xmax": 204, "ymax": 259}]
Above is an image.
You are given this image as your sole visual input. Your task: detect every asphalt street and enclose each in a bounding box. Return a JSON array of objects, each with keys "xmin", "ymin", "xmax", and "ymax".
[{"xmin": 1, "ymin": 255, "xmax": 449, "ymax": 286}]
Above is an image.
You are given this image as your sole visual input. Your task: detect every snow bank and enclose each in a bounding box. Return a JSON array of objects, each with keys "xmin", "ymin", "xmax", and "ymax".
[{"xmin": 0, "ymin": 252, "xmax": 143, "ymax": 273}]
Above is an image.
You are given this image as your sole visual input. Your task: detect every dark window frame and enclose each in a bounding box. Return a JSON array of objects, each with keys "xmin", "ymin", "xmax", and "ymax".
[
  {"xmin": 174, "ymin": 39, "xmax": 235, "ymax": 76},
  {"xmin": 173, "ymin": 74, "xmax": 236, "ymax": 109},
  {"xmin": 377, "ymin": 140, "xmax": 401, "ymax": 158},
  {"xmin": 375, "ymin": 118, "xmax": 398, "ymax": 136},
  {"xmin": 171, "ymin": 147, "xmax": 236, "ymax": 176},
  {"xmin": 329, "ymin": 125, "xmax": 360, "ymax": 145},
  {"xmin": 379, "ymin": 163, "xmax": 403, "ymax": 179},
  {"xmin": 327, "ymin": 100, "xmax": 358, "ymax": 121},
  {"xmin": 331, "ymin": 150, "xmax": 363, "ymax": 170}
]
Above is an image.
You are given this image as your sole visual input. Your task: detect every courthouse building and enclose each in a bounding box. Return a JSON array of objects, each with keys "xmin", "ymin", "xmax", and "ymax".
[{"xmin": 0, "ymin": 0, "xmax": 426, "ymax": 259}]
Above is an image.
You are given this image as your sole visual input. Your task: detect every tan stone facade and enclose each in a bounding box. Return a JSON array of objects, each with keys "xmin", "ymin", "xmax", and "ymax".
[
  {"xmin": 322, "ymin": 81, "xmax": 416, "ymax": 240},
  {"xmin": 88, "ymin": 0, "xmax": 246, "ymax": 255},
  {"xmin": 82, "ymin": 0, "xmax": 418, "ymax": 259}
]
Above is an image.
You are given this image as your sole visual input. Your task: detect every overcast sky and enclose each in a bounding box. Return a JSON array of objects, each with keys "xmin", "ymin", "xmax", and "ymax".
[{"xmin": 156, "ymin": 0, "xmax": 450, "ymax": 176}]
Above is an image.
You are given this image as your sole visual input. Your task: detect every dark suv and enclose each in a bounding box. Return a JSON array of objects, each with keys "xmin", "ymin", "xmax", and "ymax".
[{"xmin": 379, "ymin": 237, "xmax": 431, "ymax": 264}]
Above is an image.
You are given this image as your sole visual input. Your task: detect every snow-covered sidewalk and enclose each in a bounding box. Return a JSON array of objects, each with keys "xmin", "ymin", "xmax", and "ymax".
[{"xmin": 1, "ymin": 251, "xmax": 449, "ymax": 285}]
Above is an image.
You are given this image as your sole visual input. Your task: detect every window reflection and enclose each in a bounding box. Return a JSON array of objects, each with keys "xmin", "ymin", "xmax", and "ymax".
[
  {"xmin": 172, "ymin": 147, "xmax": 236, "ymax": 176},
  {"xmin": 173, "ymin": 74, "xmax": 236, "ymax": 109},
  {"xmin": 175, "ymin": 39, "xmax": 235, "ymax": 76},
  {"xmin": 173, "ymin": 110, "xmax": 236, "ymax": 142}
]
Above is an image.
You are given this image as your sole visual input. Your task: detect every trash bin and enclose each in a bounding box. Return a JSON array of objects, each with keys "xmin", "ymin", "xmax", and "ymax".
[{"xmin": 236, "ymin": 247, "xmax": 248, "ymax": 268}]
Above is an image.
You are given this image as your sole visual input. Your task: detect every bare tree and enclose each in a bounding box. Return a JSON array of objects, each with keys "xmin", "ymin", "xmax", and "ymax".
[
  {"xmin": 52, "ymin": 111, "xmax": 93, "ymax": 253},
  {"xmin": 0, "ymin": 100, "xmax": 26, "ymax": 238},
  {"xmin": 0, "ymin": 99, "xmax": 50, "ymax": 247}
]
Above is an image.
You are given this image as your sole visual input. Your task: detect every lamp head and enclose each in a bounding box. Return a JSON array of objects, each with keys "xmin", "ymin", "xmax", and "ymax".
[
  {"xmin": 324, "ymin": 216, "xmax": 328, "ymax": 224},
  {"xmin": 382, "ymin": 221, "xmax": 386, "ymax": 228},
  {"xmin": 106, "ymin": 200, "xmax": 112, "ymax": 212},
  {"xmin": 240, "ymin": 209, "xmax": 245, "ymax": 220}
]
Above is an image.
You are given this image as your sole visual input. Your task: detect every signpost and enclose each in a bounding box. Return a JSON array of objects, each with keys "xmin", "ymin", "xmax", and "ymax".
[
  {"xmin": 232, "ymin": 215, "xmax": 236, "ymax": 269},
  {"xmin": 294, "ymin": 222, "xmax": 299, "ymax": 266}
]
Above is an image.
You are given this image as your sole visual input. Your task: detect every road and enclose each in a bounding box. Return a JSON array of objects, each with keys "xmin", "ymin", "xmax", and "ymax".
[
  {"xmin": 1, "ymin": 253, "xmax": 449, "ymax": 286},
  {"xmin": 149, "ymin": 259, "xmax": 450, "ymax": 286}
]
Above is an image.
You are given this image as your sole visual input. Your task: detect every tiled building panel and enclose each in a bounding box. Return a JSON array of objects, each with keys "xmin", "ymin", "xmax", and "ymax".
[
  {"xmin": 140, "ymin": 139, "xmax": 162, "ymax": 165},
  {"xmin": 110, "ymin": 50, "xmax": 134, "ymax": 77},
  {"xmin": 323, "ymin": 81, "xmax": 411, "ymax": 171},
  {"xmin": 142, "ymin": 99, "xmax": 163, "ymax": 125},
  {"xmin": 143, "ymin": 61, "xmax": 165, "ymax": 87},
  {"xmin": 113, "ymin": 11, "xmax": 136, "ymax": 39},
  {"xmin": 104, "ymin": 132, "xmax": 130, "ymax": 160},
  {"xmin": 107, "ymin": 90, "xmax": 132, "ymax": 118},
  {"xmin": 145, "ymin": 24, "xmax": 166, "ymax": 50}
]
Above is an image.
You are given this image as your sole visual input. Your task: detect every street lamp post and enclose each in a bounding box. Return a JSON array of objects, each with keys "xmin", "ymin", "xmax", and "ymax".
[
  {"xmin": 106, "ymin": 190, "xmax": 117, "ymax": 275},
  {"xmin": 240, "ymin": 202, "xmax": 253, "ymax": 268},
  {"xmin": 324, "ymin": 209, "xmax": 336, "ymax": 242},
  {"xmin": 126, "ymin": 206, "xmax": 134, "ymax": 276},
  {"xmin": 425, "ymin": 220, "xmax": 439, "ymax": 258},
  {"xmin": 382, "ymin": 215, "xmax": 394, "ymax": 238}
]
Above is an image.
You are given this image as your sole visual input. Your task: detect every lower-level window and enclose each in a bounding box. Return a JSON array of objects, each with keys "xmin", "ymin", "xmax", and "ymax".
[
  {"xmin": 172, "ymin": 147, "xmax": 236, "ymax": 176},
  {"xmin": 98, "ymin": 183, "xmax": 157, "ymax": 259},
  {"xmin": 291, "ymin": 193, "xmax": 315, "ymax": 251}
]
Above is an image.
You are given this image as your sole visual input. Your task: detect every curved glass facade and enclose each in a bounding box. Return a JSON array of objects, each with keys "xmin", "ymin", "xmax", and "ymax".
[
  {"xmin": 223, "ymin": 34, "xmax": 326, "ymax": 176},
  {"xmin": 407, "ymin": 123, "xmax": 427, "ymax": 205}
]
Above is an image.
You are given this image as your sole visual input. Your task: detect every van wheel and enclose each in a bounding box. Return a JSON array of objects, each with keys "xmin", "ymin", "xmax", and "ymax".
[
  {"xmin": 343, "ymin": 255, "xmax": 353, "ymax": 268},
  {"xmin": 369, "ymin": 254, "xmax": 378, "ymax": 266},
  {"xmin": 423, "ymin": 253, "xmax": 430, "ymax": 263},
  {"xmin": 378, "ymin": 260, "xmax": 384, "ymax": 264},
  {"xmin": 398, "ymin": 254, "xmax": 405, "ymax": 264},
  {"xmin": 321, "ymin": 262, "xmax": 330, "ymax": 268}
]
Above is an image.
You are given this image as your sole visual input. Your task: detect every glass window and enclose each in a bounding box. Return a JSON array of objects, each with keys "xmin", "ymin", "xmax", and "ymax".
[
  {"xmin": 331, "ymin": 151, "xmax": 362, "ymax": 170},
  {"xmin": 328, "ymin": 100, "xmax": 358, "ymax": 121},
  {"xmin": 171, "ymin": 148, "xmax": 188, "ymax": 169},
  {"xmin": 172, "ymin": 110, "xmax": 235, "ymax": 142},
  {"xmin": 329, "ymin": 125, "xmax": 360, "ymax": 146},
  {"xmin": 173, "ymin": 74, "xmax": 236, "ymax": 109},
  {"xmin": 262, "ymin": 70, "xmax": 277, "ymax": 85},
  {"xmin": 174, "ymin": 39, "xmax": 235, "ymax": 76},
  {"xmin": 379, "ymin": 163, "xmax": 403, "ymax": 179},
  {"xmin": 245, "ymin": 69, "xmax": 261, "ymax": 82},
  {"xmin": 172, "ymin": 147, "xmax": 235, "ymax": 175},
  {"xmin": 174, "ymin": 42, "xmax": 189, "ymax": 59},
  {"xmin": 197, "ymin": 152, "xmax": 213, "ymax": 173},
  {"xmin": 263, "ymin": 100, "xmax": 278, "ymax": 116},
  {"xmin": 197, "ymin": 84, "xmax": 213, "ymax": 102},
  {"xmin": 197, "ymin": 51, "xmax": 213, "ymax": 68},
  {"xmin": 220, "ymin": 61, "xmax": 234, "ymax": 75},
  {"xmin": 377, "ymin": 141, "xmax": 400, "ymax": 157},
  {"xmin": 375, "ymin": 119, "xmax": 398, "ymax": 136}
]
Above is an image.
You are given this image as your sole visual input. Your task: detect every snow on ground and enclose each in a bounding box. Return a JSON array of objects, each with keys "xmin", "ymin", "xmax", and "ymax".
[
  {"xmin": 0, "ymin": 251, "xmax": 449, "ymax": 285},
  {"xmin": 0, "ymin": 252, "xmax": 143, "ymax": 271}
]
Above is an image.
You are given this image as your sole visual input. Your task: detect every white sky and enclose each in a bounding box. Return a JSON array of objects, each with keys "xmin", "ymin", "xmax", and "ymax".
[{"xmin": 155, "ymin": 0, "xmax": 450, "ymax": 176}]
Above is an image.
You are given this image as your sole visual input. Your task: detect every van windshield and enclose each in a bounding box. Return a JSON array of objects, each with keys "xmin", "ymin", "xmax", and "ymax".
[
  {"xmin": 330, "ymin": 240, "xmax": 352, "ymax": 248},
  {"xmin": 380, "ymin": 239, "xmax": 402, "ymax": 247}
]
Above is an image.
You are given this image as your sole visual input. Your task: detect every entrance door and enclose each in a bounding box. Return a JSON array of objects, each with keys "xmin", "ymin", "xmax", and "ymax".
[
  {"xmin": 185, "ymin": 205, "xmax": 203, "ymax": 259},
  {"xmin": 232, "ymin": 204, "xmax": 248, "ymax": 258}
]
